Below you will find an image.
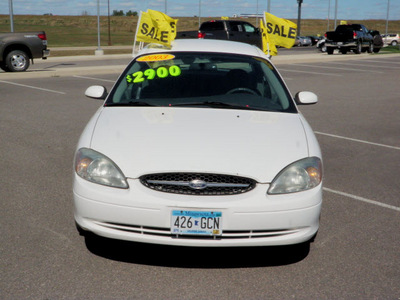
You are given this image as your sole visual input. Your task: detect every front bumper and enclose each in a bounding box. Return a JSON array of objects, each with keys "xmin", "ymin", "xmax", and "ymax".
[{"xmin": 73, "ymin": 176, "xmax": 322, "ymax": 247}]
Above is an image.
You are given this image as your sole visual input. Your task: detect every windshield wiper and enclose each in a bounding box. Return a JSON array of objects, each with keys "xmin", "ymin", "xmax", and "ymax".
[
  {"xmin": 171, "ymin": 101, "xmax": 251, "ymax": 110},
  {"xmin": 106, "ymin": 101, "xmax": 155, "ymax": 107}
]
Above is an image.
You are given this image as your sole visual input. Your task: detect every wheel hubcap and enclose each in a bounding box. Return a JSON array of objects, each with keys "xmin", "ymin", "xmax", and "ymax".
[{"xmin": 11, "ymin": 55, "xmax": 26, "ymax": 70}]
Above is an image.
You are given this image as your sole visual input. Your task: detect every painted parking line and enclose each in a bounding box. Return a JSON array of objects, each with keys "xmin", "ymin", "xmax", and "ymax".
[
  {"xmin": 73, "ymin": 75, "xmax": 116, "ymax": 83},
  {"xmin": 319, "ymin": 131, "xmax": 400, "ymax": 212},
  {"xmin": 329, "ymin": 61, "xmax": 400, "ymax": 70},
  {"xmin": 315, "ymin": 131, "xmax": 400, "ymax": 151},
  {"xmin": 363, "ymin": 59, "xmax": 400, "ymax": 65},
  {"xmin": 324, "ymin": 187, "xmax": 400, "ymax": 212},
  {"xmin": 278, "ymin": 69, "xmax": 341, "ymax": 76},
  {"xmin": 0, "ymin": 80, "xmax": 66, "ymax": 94},
  {"xmin": 293, "ymin": 63, "xmax": 384, "ymax": 73}
]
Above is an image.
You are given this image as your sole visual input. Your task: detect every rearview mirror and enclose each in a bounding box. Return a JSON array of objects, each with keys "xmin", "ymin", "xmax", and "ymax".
[
  {"xmin": 294, "ymin": 91, "xmax": 318, "ymax": 105},
  {"xmin": 85, "ymin": 85, "xmax": 108, "ymax": 100}
]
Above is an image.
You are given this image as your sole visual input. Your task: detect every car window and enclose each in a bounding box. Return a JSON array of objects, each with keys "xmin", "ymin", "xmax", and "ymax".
[
  {"xmin": 200, "ymin": 22, "xmax": 225, "ymax": 31},
  {"xmin": 230, "ymin": 22, "xmax": 242, "ymax": 32},
  {"xmin": 108, "ymin": 52, "xmax": 296, "ymax": 113},
  {"xmin": 242, "ymin": 23, "xmax": 256, "ymax": 33}
]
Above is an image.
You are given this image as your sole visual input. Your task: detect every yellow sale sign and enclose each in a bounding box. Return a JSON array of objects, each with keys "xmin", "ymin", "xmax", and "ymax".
[
  {"xmin": 136, "ymin": 9, "xmax": 178, "ymax": 47},
  {"xmin": 264, "ymin": 12, "xmax": 297, "ymax": 49}
]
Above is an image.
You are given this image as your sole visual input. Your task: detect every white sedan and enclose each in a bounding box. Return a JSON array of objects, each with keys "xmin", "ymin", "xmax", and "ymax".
[{"xmin": 73, "ymin": 39, "xmax": 323, "ymax": 247}]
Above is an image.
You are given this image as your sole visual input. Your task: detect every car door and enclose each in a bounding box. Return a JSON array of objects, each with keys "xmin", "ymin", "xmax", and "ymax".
[
  {"xmin": 360, "ymin": 25, "xmax": 372, "ymax": 44},
  {"xmin": 227, "ymin": 21, "xmax": 261, "ymax": 48}
]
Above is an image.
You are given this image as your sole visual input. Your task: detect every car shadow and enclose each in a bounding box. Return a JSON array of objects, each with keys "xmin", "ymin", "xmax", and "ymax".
[
  {"xmin": 43, "ymin": 63, "xmax": 76, "ymax": 69},
  {"xmin": 84, "ymin": 235, "xmax": 310, "ymax": 268}
]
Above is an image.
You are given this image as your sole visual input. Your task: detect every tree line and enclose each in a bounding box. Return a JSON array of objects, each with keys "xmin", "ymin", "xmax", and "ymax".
[
  {"xmin": 112, "ymin": 10, "xmax": 138, "ymax": 16},
  {"xmin": 80, "ymin": 10, "xmax": 138, "ymax": 16}
]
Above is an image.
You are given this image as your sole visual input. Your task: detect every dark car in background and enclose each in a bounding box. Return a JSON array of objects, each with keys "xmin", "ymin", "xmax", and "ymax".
[{"xmin": 0, "ymin": 31, "xmax": 50, "ymax": 72}]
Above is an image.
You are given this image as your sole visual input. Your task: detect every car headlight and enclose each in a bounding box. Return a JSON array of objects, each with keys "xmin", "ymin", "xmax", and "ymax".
[
  {"xmin": 74, "ymin": 148, "xmax": 129, "ymax": 189},
  {"xmin": 268, "ymin": 157, "xmax": 322, "ymax": 194}
]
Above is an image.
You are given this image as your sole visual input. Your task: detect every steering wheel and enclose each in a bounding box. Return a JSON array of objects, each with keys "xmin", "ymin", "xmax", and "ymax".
[{"xmin": 226, "ymin": 87, "xmax": 260, "ymax": 96}]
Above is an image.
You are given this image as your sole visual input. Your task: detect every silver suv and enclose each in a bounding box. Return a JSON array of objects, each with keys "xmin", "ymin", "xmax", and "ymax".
[{"xmin": 381, "ymin": 33, "xmax": 399, "ymax": 46}]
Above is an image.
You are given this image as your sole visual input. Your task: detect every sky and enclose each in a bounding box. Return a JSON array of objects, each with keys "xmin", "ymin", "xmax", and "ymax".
[{"xmin": 1, "ymin": 0, "xmax": 399, "ymax": 20}]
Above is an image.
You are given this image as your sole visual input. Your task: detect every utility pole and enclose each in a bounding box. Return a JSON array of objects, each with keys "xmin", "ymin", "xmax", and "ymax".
[
  {"xmin": 334, "ymin": 0, "xmax": 338, "ymax": 28},
  {"xmin": 199, "ymin": 0, "xmax": 201, "ymax": 27},
  {"xmin": 107, "ymin": 0, "xmax": 111, "ymax": 46},
  {"xmin": 9, "ymin": 0, "xmax": 14, "ymax": 32},
  {"xmin": 327, "ymin": 0, "xmax": 331, "ymax": 32},
  {"xmin": 297, "ymin": 0, "xmax": 303, "ymax": 37},
  {"xmin": 385, "ymin": 0, "xmax": 390, "ymax": 36},
  {"xmin": 267, "ymin": 0, "xmax": 271, "ymax": 13},
  {"xmin": 95, "ymin": 0, "xmax": 104, "ymax": 55}
]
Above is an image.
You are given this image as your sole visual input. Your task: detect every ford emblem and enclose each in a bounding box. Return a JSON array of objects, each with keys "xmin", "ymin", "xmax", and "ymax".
[{"xmin": 189, "ymin": 179, "xmax": 207, "ymax": 190}]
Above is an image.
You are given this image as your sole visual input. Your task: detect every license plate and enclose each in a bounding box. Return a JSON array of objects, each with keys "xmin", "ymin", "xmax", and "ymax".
[
  {"xmin": 171, "ymin": 210, "xmax": 222, "ymax": 236},
  {"xmin": 337, "ymin": 42, "xmax": 343, "ymax": 45}
]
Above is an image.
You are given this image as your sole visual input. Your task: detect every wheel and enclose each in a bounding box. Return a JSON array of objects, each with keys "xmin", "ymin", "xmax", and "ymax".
[
  {"xmin": 354, "ymin": 42, "xmax": 362, "ymax": 54},
  {"xmin": 391, "ymin": 40, "xmax": 398, "ymax": 46},
  {"xmin": 5, "ymin": 50, "xmax": 30, "ymax": 72},
  {"xmin": 340, "ymin": 49, "xmax": 348, "ymax": 54},
  {"xmin": 367, "ymin": 43, "xmax": 373, "ymax": 53},
  {"xmin": 373, "ymin": 48, "xmax": 381, "ymax": 53},
  {"xmin": 321, "ymin": 44, "xmax": 327, "ymax": 53},
  {"xmin": 327, "ymin": 47, "xmax": 334, "ymax": 55}
]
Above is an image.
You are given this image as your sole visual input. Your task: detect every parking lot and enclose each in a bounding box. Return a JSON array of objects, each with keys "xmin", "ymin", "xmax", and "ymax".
[{"xmin": 1, "ymin": 51, "xmax": 399, "ymax": 299}]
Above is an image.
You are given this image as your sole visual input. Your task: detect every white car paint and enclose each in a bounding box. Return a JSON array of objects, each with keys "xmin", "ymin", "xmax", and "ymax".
[
  {"xmin": 73, "ymin": 39, "xmax": 323, "ymax": 247},
  {"xmin": 89, "ymin": 108, "xmax": 310, "ymax": 182}
]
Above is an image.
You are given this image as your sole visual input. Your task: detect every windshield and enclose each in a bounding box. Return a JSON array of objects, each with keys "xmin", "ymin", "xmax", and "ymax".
[{"xmin": 107, "ymin": 52, "xmax": 296, "ymax": 113}]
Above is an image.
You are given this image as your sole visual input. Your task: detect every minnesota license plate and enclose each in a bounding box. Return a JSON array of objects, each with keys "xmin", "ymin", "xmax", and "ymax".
[{"xmin": 171, "ymin": 210, "xmax": 222, "ymax": 236}]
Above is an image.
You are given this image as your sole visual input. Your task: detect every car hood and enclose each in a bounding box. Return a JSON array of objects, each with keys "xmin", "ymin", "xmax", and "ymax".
[{"xmin": 89, "ymin": 107, "xmax": 310, "ymax": 183}]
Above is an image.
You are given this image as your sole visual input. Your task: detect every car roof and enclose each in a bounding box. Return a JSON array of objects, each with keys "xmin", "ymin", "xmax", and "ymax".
[{"xmin": 135, "ymin": 39, "xmax": 268, "ymax": 60}]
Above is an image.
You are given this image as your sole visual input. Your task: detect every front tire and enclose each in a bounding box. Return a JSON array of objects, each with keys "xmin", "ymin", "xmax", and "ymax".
[
  {"xmin": 367, "ymin": 42, "xmax": 373, "ymax": 53},
  {"xmin": 327, "ymin": 47, "xmax": 334, "ymax": 55},
  {"xmin": 5, "ymin": 50, "xmax": 30, "ymax": 72},
  {"xmin": 354, "ymin": 42, "xmax": 362, "ymax": 54}
]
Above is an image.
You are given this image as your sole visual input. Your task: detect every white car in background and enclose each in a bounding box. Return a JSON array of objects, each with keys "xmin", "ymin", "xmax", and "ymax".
[
  {"xmin": 73, "ymin": 39, "xmax": 323, "ymax": 248},
  {"xmin": 381, "ymin": 33, "xmax": 399, "ymax": 46}
]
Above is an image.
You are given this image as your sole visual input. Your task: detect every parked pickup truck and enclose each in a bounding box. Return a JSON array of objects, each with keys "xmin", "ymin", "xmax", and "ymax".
[
  {"xmin": 177, "ymin": 20, "xmax": 262, "ymax": 48},
  {"xmin": 324, "ymin": 24, "xmax": 382, "ymax": 55},
  {"xmin": 0, "ymin": 31, "xmax": 50, "ymax": 72}
]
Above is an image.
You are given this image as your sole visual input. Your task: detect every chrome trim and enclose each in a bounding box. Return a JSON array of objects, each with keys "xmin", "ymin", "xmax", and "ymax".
[
  {"xmin": 147, "ymin": 180, "xmax": 250, "ymax": 188},
  {"xmin": 140, "ymin": 172, "xmax": 257, "ymax": 195}
]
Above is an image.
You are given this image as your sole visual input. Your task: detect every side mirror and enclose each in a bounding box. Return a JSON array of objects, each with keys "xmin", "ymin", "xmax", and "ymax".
[
  {"xmin": 85, "ymin": 85, "xmax": 108, "ymax": 100},
  {"xmin": 294, "ymin": 91, "xmax": 318, "ymax": 105}
]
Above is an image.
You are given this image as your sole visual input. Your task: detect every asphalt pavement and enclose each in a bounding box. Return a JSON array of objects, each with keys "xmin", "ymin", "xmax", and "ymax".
[{"xmin": 1, "ymin": 47, "xmax": 400, "ymax": 299}]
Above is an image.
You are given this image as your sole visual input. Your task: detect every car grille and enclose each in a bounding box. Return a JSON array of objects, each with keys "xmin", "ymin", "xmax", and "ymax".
[{"xmin": 139, "ymin": 173, "xmax": 257, "ymax": 195}]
